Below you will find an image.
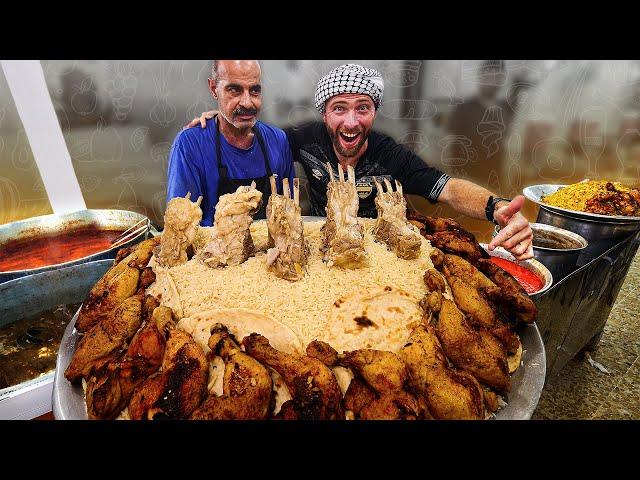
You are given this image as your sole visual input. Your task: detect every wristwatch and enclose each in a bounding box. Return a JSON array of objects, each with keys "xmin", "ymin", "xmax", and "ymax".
[{"xmin": 485, "ymin": 196, "xmax": 511, "ymax": 225}]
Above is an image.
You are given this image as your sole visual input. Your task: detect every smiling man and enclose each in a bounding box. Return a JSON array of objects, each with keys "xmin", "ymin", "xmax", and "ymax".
[
  {"xmin": 166, "ymin": 60, "xmax": 294, "ymax": 225},
  {"xmin": 188, "ymin": 63, "xmax": 533, "ymax": 260}
]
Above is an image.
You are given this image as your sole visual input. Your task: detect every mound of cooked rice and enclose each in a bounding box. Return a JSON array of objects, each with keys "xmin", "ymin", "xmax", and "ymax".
[
  {"xmin": 540, "ymin": 180, "xmax": 633, "ymax": 212},
  {"xmin": 166, "ymin": 219, "xmax": 435, "ymax": 346}
]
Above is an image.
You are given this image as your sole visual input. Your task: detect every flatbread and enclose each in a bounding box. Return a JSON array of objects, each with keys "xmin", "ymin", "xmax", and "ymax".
[
  {"xmin": 321, "ymin": 286, "xmax": 423, "ymax": 353},
  {"xmin": 177, "ymin": 308, "xmax": 303, "ymax": 414},
  {"xmin": 508, "ymin": 341, "xmax": 523, "ymax": 374},
  {"xmin": 147, "ymin": 266, "xmax": 184, "ymax": 318}
]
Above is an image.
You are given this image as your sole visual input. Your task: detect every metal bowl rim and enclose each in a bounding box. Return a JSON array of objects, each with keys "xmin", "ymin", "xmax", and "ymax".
[
  {"xmin": 523, "ymin": 184, "xmax": 640, "ymax": 223},
  {"xmin": 0, "ymin": 209, "xmax": 149, "ymax": 275},
  {"xmin": 530, "ymin": 222, "xmax": 589, "ymax": 252},
  {"xmin": 480, "ymin": 243, "xmax": 554, "ymax": 296}
]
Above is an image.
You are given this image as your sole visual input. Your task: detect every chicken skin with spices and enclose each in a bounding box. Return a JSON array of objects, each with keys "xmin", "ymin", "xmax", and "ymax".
[
  {"xmin": 242, "ymin": 333, "xmax": 344, "ymax": 420},
  {"xmin": 65, "ymin": 294, "xmax": 144, "ymax": 383},
  {"xmin": 128, "ymin": 329, "xmax": 208, "ymax": 420},
  {"xmin": 191, "ymin": 324, "xmax": 273, "ymax": 420}
]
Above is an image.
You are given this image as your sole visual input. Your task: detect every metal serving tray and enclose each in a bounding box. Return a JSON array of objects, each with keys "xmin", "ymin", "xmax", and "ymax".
[{"xmin": 53, "ymin": 217, "xmax": 546, "ymax": 420}]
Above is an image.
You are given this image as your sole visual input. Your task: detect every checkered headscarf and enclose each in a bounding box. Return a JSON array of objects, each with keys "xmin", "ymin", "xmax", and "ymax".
[{"xmin": 314, "ymin": 64, "xmax": 384, "ymax": 114}]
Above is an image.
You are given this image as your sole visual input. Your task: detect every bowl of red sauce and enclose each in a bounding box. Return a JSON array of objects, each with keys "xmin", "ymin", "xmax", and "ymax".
[
  {"xmin": 0, "ymin": 209, "xmax": 151, "ymax": 283},
  {"xmin": 480, "ymin": 244, "xmax": 553, "ymax": 298}
]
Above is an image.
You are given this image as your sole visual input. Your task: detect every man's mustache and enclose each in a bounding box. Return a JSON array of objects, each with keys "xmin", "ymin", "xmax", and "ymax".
[{"xmin": 233, "ymin": 107, "xmax": 258, "ymax": 117}]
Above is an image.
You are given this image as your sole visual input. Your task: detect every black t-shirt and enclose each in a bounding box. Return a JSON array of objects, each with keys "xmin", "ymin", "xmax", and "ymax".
[{"xmin": 285, "ymin": 121, "xmax": 451, "ymax": 218}]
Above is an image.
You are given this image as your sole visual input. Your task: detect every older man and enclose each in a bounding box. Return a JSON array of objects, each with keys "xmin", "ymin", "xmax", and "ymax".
[
  {"xmin": 167, "ymin": 60, "xmax": 295, "ymax": 225},
  {"xmin": 187, "ymin": 63, "xmax": 533, "ymax": 260}
]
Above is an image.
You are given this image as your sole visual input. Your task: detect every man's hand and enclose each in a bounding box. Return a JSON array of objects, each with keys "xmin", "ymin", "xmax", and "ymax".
[
  {"xmin": 183, "ymin": 110, "xmax": 217, "ymax": 129},
  {"xmin": 487, "ymin": 195, "xmax": 534, "ymax": 261}
]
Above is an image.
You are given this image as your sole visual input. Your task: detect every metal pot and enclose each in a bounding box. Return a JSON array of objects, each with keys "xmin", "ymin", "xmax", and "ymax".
[
  {"xmin": 0, "ymin": 209, "xmax": 151, "ymax": 284},
  {"xmin": 530, "ymin": 223, "xmax": 588, "ymax": 282},
  {"xmin": 536, "ymin": 207, "xmax": 640, "ymax": 266},
  {"xmin": 0, "ymin": 260, "xmax": 114, "ymax": 419}
]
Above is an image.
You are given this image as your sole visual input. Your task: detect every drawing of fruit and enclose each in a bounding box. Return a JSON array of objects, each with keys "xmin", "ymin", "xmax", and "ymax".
[
  {"xmin": 70, "ymin": 77, "xmax": 98, "ymax": 116},
  {"xmin": 12, "ymin": 130, "xmax": 35, "ymax": 171},
  {"xmin": 88, "ymin": 120, "xmax": 123, "ymax": 163},
  {"xmin": 130, "ymin": 126, "xmax": 149, "ymax": 152},
  {"xmin": 105, "ymin": 62, "xmax": 138, "ymax": 121}
]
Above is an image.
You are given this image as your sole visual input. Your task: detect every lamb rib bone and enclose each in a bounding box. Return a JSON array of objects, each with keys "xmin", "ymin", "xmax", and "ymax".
[
  {"xmin": 372, "ymin": 177, "xmax": 421, "ymax": 260},
  {"xmin": 197, "ymin": 182, "xmax": 262, "ymax": 268},
  {"xmin": 320, "ymin": 162, "xmax": 366, "ymax": 268},
  {"xmin": 154, "ymin": 192, "xmax": 203, "ymax": 268},
  {"xmin": 265, "ymin": 175, "xmax": 309, "ymax": 281}
]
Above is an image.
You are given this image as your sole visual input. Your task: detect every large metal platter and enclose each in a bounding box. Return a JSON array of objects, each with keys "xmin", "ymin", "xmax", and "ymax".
[
  {"xmin": 523, "ymin": 184, "xmax": 640, "ymax": 223},
  {"xmin": 53, "ymin": 216, "xmax": 546, "ymax": 420}
]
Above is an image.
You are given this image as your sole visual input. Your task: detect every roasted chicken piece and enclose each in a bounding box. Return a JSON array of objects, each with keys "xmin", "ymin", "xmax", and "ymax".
[
  {"xmin": 154, "ymin": 192, "xmax": 203, "ymax": 268},
  {"xmin": 371, "ymin": 177, "xmax": 422, "ymax": 260},
  {"xmin": 434, "ymin": 255, "xmax": 520, "ymax": 352},
  {"xmin": 429, "ymin": 247, "xmax": 445, "ymax": 270},
  {"xmin": 320, "ymin": 163, "xmax": 366, "ymax": 268},
  {"xmin": 65, "ymin": 294, "xmax": 144, "ymax": 383},
  {"xmin": 75, "ymin": 238, "xmax": 158, "ymax": 333},
  {"xmin": 420, "ymin": 216, "xmax": 489, "ymax": 263},
  {"xmin": 476, "ymin": 259, "xmax": 538, "ymax": 324},
  {"xmin": 431, "ymin": 293, "xmax": 510, "ymax": 392},
  {"xmin": 339, "ymin": 349, "xmax": 421, "ymax": 420},
  {"xmin": 242, "ymin": 333, "xmax": 344, "ymax": 420},
  {"xmin": 306, "ymin": 340, "xmax": 339, "ymax": 367},
  {"xmin": 423, "ymin": 267, "xmax": 447, "ymax": 293},
  {"xmin": 399, "ymin": 324, "xmax": 485, "ymax": 420},
  {"xmin": 128, "ymin": 329, "xmax": 209, "ymax": 420},
  {"xmin": 339, "ymin": 349, "xmax": 408, "ymax": 393},
  {"xmin": 191, "ymin": 324, "xmax": 273, "ymax": 420},
  {"xmin": 137, "ymin": 267, "xmax": 156, "ymax": 293},
  {"xmin": 265, "ymin": 176, "xmax": 309, "ymax": 281},
  {"xmin": 85, "ymin": 304, "xmax": 173, "ymax": 419},
  {"xmin": 446, "ymin": 275, "xmax": 520, "ymax": 353},
  {"xmin": 197, "ymin": 182, "xmax": 262, "ymax": 268},
  {"xmin": 343, "ymin": 377, "xmax": 376, "ymax": 415},
  {"xmin": 306, "ymin": 341, "xmax": 420, "ymax": 421},
  {"xmin": 442, "ymin": 254, "xmax": 495, "ymax": 289}
]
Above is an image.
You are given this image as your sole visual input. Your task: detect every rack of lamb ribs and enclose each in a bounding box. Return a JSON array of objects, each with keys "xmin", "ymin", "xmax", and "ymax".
[
  {"xmin": 265, "ymin": 176, "xmax": 309, "ymax": 281},
  {"xmin": 154, "ymin": 192, "xmax": 203, "ymax": 268},
  {"xmin": 197, "ymin": 182, "xmax": 263, "ymax": 268},
  {"xmin": 320, "ymin": 162, "xmax": 366, "ymax": 268},
  {"xmin": 372, "ymin": 177, "xmax": 422, "ymax": 259}
]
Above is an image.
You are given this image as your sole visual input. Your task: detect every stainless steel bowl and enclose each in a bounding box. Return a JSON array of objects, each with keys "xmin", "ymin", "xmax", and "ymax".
[
  {"xmin": 0, "ymin": 260, "xmax": 114, "ymax": 419},
  {"xmin": 0, "ymin": 209, "xmax": 151, "ymax": 283},
  {"xmin": 530, "ymin": 223, "xmax": 588, "ymax": 282},
  {"xmin": 480, "ymin": 244, "xmax": 554, "ymax": 298},
  {"xmin": 536, "ymin": 208, "xmax": 640, "ymax": 265}
]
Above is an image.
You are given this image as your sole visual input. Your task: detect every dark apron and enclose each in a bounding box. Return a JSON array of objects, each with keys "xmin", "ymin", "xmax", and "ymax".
[{"xmin": 214, "ymin": 115, "xmax": 273, "ymax": 220}]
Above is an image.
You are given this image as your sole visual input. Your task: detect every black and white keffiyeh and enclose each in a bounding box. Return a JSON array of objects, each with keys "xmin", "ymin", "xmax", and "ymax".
[{"xmin": 314, "ymin": 64, "xmax": 384, "ymax": 113}]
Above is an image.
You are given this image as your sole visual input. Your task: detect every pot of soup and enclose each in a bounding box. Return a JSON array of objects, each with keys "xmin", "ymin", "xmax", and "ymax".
[{"xmin": 0, "ymin": 209, "xmax": 152, "ymax": 284}]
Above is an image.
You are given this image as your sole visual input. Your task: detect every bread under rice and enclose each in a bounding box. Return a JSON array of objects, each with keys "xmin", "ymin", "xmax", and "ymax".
[{"xmin": 166, "ymin": 219, "xmax": 435, "ymax": 348}]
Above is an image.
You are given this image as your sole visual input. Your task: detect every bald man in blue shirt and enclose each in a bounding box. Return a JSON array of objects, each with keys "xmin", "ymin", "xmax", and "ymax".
[{"xmin": 167, "ymin": 60, "xmax": 295, "ymax": 226}]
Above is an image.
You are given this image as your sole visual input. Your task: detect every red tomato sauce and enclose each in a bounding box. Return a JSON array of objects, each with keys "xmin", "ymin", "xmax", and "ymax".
[
  {"xmin": 0, "ymin": 228, "xmax": 124, "ymax": 272},
  {"xmin": 489, "ymin": 257, "xmax": 543, "ymax": 294}
]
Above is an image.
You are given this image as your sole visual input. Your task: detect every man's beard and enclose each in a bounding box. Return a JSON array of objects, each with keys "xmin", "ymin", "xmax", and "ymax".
[{"xmin": 327, "ymin": 127, "xmax": 369, "ymax": 157}]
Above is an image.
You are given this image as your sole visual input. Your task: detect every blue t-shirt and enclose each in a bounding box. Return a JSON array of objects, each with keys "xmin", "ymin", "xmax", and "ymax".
[{"xmin": 166, "ymin": 120, "xmax": 295, "ymax": 226}]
